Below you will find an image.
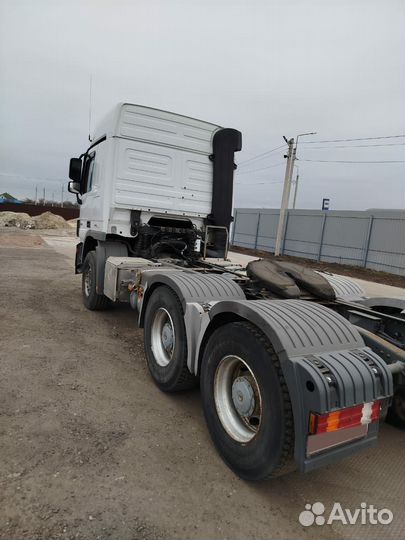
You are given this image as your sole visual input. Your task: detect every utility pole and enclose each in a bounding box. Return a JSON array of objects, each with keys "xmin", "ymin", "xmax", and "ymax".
[
  {"xmin": 292, "ymin": 166, "xmax": 299, "ymax": 209},
  {"xmin": 61, "ymin": 184, "xmax": 64, "ymax": 207},
  {"xmin": 35, "ymin": 185, "xmax": 38, "ymax": 205},
  {"xmin": 274, "ymin": 137, "xmax": 295, "ymax": 256},
  {"xmin": 275, "ymin": 131, "xmax": 317, "ymax": 255},
  {"xmin": 291, "ymin": 132, "xmax": 316, "ymax": 210},
  {"xmin": 43, "ymin": 187, "xmax": 46, "ymax": 204}
]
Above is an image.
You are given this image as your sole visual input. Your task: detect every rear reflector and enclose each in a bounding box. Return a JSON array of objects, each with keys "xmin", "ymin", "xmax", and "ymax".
[{"xmin": 309, "ymin": 400, "xmax": 381, "ymax": 435}]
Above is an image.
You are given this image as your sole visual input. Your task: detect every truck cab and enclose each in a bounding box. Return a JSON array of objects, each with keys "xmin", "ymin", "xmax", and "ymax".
[{"xmin": 69, "ymin": 103, "xmax": 241, "ymax": 270}]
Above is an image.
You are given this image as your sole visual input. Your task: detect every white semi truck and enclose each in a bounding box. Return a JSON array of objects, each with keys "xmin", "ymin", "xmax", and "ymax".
[{"xmin": 68, "ymin": 103, "xmax": 404, "ymax": 480}]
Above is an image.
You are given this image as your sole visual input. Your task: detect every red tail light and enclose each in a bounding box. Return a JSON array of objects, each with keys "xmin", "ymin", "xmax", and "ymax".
[{"xmin": 309, "ymin": 400, "xmax": 381, "ymax": 435}]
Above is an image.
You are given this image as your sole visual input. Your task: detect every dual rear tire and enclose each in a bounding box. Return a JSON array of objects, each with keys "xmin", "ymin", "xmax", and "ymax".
[
  {"xmin": 200, "ymin": 322, "xmax": 295, "ymax": 480},
  {"xmin": 143, "ymin": 286, "xmax": 295, "ymax": 480}
]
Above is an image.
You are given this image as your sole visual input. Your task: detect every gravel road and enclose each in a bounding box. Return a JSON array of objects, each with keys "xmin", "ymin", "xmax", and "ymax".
[{"xmin": 0, "ymin": 229, "xmax": 404, "ymax": 540}]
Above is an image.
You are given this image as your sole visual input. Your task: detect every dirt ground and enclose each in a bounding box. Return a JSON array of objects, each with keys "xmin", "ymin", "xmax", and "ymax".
[
  {"xmin": 0, "ymin": 229, "xmax": 404, "ymax": 540},
  {"xmin": 230, "ymin": 245, "xmax": 405, "ymax": 289},
  {"xmin": 0, "ymin": 231, "xmax": 45, "ymax": 247}
]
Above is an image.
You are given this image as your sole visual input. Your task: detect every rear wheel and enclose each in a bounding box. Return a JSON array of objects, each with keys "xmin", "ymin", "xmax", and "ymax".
[
  {"xmin": 144, "ymin": 286, "xmax": 197, "ymax": 392},
  {"xmin": 82, "ymin": 251, "xmax": 111, "ymax": 310},
  {"xmin": 200, "ymin": 321, "xmax": 295, "ymax": 481}
]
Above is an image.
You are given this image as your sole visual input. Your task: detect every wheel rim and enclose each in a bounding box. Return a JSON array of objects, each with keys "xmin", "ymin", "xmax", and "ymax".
[
  {"xmin": 214, "ymin": 355, "xmax": 262, "ymax": 443},
  {"xmin": 151, "ymin": 307, "xmax": 176, "ymax": 367},
  {"xmin": 84, "ymin": 264, "xmax": 92, "ymax": 297}
]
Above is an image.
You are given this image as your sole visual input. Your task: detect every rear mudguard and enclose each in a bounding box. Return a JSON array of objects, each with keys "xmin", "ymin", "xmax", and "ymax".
[
  {"xmin": 316, "ymin": 271, "xmax": 367, "ymax": 301},
  {"xmin": 136, "ymin": 269, "xmax": 245, "ymax": 327}
]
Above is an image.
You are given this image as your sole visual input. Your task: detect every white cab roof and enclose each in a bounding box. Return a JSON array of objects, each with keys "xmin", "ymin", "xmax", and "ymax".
[{"xmin": 93, "ymin": 103, "xmax": 221, "ymax": 154}]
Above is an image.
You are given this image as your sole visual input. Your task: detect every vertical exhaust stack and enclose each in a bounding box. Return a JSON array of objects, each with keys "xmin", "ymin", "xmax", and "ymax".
[{"xmin": 209, "ymin": 128, "xmax": 242, "ymax": 231}]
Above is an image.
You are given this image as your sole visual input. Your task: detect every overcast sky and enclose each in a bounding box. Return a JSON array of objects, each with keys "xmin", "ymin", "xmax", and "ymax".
[{"xmin": 1, "ymin": 0, "xmax": 404, "ymax": 210}]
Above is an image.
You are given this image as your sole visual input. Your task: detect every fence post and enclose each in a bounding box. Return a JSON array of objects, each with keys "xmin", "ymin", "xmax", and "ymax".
[
  {"xmin": 318, "ymin": 213, "xmax": 327, "ymax": 261},
  {"xmin": 362, "ymin": 216, "xmax": 374, "ymax": 268},
  {"xmin": 231, "ymin": 210, "xmax": 237, "ymax": 245},
  {"xmin": 281, "ymin": 211, "xmax": 289, "ymax": 255},
  {"xmin": 254, "ymin": 213, "xmax": 261, "ymax": 250}
]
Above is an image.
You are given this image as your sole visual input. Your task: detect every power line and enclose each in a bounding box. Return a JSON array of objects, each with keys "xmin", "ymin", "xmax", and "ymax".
[
  {"xmin": 301, "ymin": 134, "xmax": 405, "ymax": 144},
  {"xmin": 299, "ymin": 159, "xmax": 405, "ymax": 163},
  {"xmin": 236, "ymin": 180, "xmax": 284, "ymax": 186},
  {"xmin": 301, "ymin": 142, "xmax": 405, "ymax": 149},
  {"xmin": 235, "ymin": 161, "xmax": 285, "ymax": 174},
  {"xmin": 237, "ymin": 144, "xmax": 287, "ymax": 167}
]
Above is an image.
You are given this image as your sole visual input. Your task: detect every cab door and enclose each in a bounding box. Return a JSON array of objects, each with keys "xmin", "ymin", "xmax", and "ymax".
[{"xmin": 79, "ymin": 148, "xmax": 104, "ymax": 233}]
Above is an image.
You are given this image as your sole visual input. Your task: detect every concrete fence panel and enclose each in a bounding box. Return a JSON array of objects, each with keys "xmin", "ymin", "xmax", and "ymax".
[
  {"xmin": 283, "ymin": 212, "xmax": 324, "ymax": 260},
  {"xmin": 232, "ymin": 208, "xmax": 405, "ymax": 276}
]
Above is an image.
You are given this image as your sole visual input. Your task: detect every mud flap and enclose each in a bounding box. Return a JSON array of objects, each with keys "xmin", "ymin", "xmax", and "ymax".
[
  {"xmin": 95, "ymin": 242, "xmax": 127, "ymax": 295},
  {"xmin": 75, "ymin": 242, "xmax": 83, "ymax": 274}
]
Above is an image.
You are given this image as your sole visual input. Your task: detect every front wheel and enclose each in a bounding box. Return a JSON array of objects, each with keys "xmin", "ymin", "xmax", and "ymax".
[
  {"xmin": 82, "ymin": 251, "xmax": 111, "ymax": 311},
  {"xmin": 200, "ymin": 321, "xmax": 295, "ymax": 481}
]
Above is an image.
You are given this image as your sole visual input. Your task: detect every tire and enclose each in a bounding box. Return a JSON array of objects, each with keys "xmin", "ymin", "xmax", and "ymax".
[
  {"xmin": 200, "ymin": 321, "xmax": 295, "ymax": 481},
  {"xmin": 82, "ymin": 251, "xmax": 111, "ymax": 311},
  {"xmin": 144, "ymin": 286, "xmax": 198, "ymax": 392}
]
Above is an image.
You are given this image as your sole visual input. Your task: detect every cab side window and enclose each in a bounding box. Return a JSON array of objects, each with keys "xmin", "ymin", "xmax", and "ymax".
[{"xmin": 81, "ymin": 152, "xmax": 95, "ymax": 194}]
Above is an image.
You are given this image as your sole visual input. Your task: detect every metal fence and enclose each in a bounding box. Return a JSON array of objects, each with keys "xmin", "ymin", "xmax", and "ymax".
[
  {"xmin": 0, "ymin": 203, "xmax": 79, "ymax": 220},
  {"xmin": 232, "ymin": 208, "xmax": 405, "ymax": 276}
]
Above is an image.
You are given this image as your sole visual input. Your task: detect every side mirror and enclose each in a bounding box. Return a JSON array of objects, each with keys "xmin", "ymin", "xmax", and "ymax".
[
  {"xmin": 68, "ymin": 181, "xmax": 80, "ymax": 194},
  {"xmin": 69, "ymin": 157, "xmax": 82, "ymax": 182}
]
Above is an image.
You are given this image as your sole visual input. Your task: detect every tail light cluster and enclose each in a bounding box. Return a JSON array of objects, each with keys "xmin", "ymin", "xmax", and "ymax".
[{"xmin": 309, "ymin": 400, "xmax": 381, "ymax": 435}]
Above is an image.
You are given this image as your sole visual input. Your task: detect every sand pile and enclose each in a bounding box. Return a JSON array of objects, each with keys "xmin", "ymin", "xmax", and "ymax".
[
  {"xmin": 67, "ymin": 218, "xmax": 78, "ymax": 228},
  {"xmin": 32, "ymin": 211, "xmax": 69, "ymax": 229},
  {"xmin": 0, "ymin": 211, "xmax": 70, "ymax": 229},
  {"xmin": 0, "ymin": 211, "xmax": 35, "ymax": 229}
]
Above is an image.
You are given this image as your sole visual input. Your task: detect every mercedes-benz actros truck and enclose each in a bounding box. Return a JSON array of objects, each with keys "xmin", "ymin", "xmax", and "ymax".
[{"xmin": 68, "ymin": 103, "xmax": 404, "ymax": 481}]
